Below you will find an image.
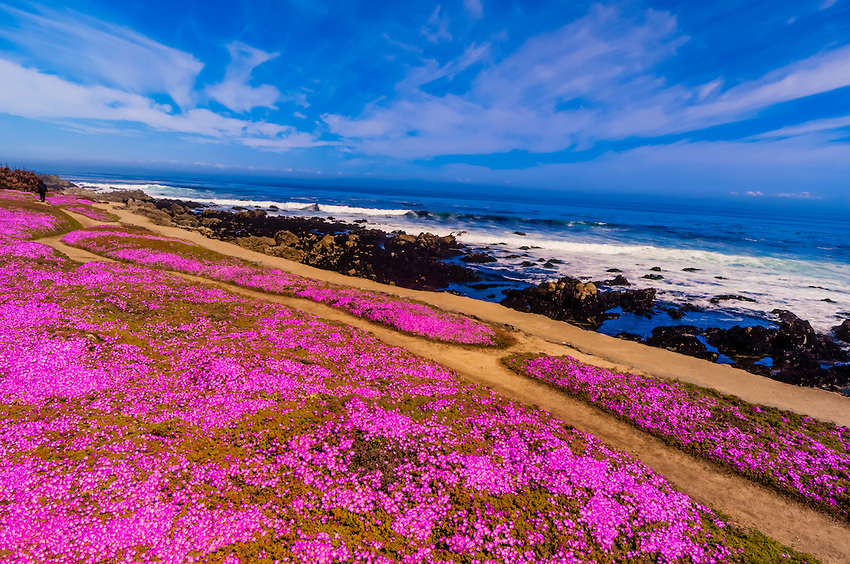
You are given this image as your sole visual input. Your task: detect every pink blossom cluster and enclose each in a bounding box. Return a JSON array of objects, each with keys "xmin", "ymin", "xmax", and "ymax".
[
  {"xmin": 506, "ymin": 354, "xmax": 850, "ymax": 520},
  {"xmin": 45, "ymin": 194, "xmax": 119, "ymax": 222},
  {"xmin": 0, "ymin": 204, "xmax": 751, "ymax": 562},
  {"xmin": 0, "ymin": 192, "xmax": 69, "ymax": 240},
  {"xmin": 62, "ymin": 226, "xmax": 499, "ymax": 345}
]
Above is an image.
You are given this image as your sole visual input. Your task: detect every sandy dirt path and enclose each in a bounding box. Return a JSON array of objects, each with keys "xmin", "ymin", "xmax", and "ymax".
[
  {"xmin": 99, "ymin": 204, "xmax": 850, "ymax": 427},
  {"xmin": 39, "ymin": 208, "xmax": 850, "ymax": 561}
]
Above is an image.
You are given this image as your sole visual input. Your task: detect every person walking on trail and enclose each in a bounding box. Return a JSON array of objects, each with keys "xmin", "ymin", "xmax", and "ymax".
[{"xmin": 38, "ymin": 181, "xmax": 47, "ymax": 203}]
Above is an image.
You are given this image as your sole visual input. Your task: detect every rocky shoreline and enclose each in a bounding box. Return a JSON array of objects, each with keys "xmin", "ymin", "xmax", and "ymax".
[
  {"xmin": 501, "ymin": 275, "xmax": 850, "ymax": 391},
  {"xmin": 62, "ymin": 183, "xmax": 850, "ymax": 393},
  {"xmin": 75, "ymin": 189, "xmax": 481, "ymax": 291}
]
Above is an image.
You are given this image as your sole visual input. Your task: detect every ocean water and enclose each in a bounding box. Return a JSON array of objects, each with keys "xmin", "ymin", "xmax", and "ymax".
[{"xmin": 68, "ymin": 174, "xmax": 850, "ymax": 337}]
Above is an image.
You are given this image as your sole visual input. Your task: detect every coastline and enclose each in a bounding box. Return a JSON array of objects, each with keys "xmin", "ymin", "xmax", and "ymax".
[
  {"xmin": 93, "ymin": 201, "xmax": 850, "ymax": 428},
  {"xmin": 5, "ymin": 188, "xmax": 847, "ymax": 561},
  {"xmin": 86, "ymin": 187, "xmax": 849, "ymax": 394}
]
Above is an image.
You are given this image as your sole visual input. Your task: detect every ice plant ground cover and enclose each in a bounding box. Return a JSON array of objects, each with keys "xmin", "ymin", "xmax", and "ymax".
[
  {"xmin": 61, "ymin": 225, "xmax": 502, "ymax": 346},
  {"xmin": 503, "ymin": 353, "xmax": 850, "ymax": 522},
  {"xmin": 46, "ymin": 194, "xmax": 120, "ymax": 223},
  {"xmin": 0, "ymin": 200, "xmax": 818, "ymax": 562},
  {"xmin": 0, "ymin": 190, "xmax": 82, "ymax": 241}
]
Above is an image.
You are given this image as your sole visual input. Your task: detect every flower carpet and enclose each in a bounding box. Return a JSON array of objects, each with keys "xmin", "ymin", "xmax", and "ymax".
[
  {"xmin": 503, "ymin": 353, "xmax": 850, "ymax": 522},
  {"xmin": 46, "ymin": 194, "xmax": 120, "ymax": 223},
  {"xmin": 0, "ymin": 192, "xmax": 819, "ymax": 562},
  {"xmin": 61, "ymin": 226, "xmax": 501, "ymax": 346}
]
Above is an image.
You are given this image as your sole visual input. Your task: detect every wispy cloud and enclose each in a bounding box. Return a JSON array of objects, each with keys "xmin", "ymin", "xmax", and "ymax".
[
  {"xmin": 327, "ymin": 5, "xmax": 684, "ymax": 158},
  {"xmin": 206, "ymin": 42, "xmax": 281, "ymax": 113},
  {"xmin": 0, "ymin": 4, "xmax": 202, "ymax": 110},
  {"xmin": 0, "ymin": 5, "xmax": 327, "ymax": 152},
  {"xmin": 421, "ymin": 6, "xmax": 452, "ymax": 44},
  {"xmin": 678, "ymin": 45, "xmax": 850, "ymax": 130},
  {"xmin": 0, "ymin": 58, "xmax": 324, "ymax": 151},
  {"xmin": 753, "ymin": 115, "xmax": 850, "ymax": 139},
  {"xmin": 776, "ymin": 191, "xmax": 823, "ymax": 199},
  {"xmin": 325, "ymin": 3, "xmax": 850, "ymax": 161}
]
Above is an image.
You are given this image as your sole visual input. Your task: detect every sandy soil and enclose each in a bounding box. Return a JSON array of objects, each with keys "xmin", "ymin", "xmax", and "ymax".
[{"xmin": 39, "ymin": 205, "xmax": 850, "ymax": 562}]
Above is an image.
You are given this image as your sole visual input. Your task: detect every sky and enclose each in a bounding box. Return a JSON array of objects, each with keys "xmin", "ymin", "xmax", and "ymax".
[{"xmin": 0, "ymin": 0, "xmax": 848, "ymax": 204}]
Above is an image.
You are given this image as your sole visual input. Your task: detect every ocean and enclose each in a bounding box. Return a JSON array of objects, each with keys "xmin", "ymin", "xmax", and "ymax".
[{"xmin": 67, "ymin": 173, "xmax": 850, "ymax": 338}]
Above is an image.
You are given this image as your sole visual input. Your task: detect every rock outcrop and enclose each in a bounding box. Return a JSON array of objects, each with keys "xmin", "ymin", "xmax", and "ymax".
[
  {"xmin": 500, "ymin": 276, "xmax": 656, "ymax": 328},
  {"xmin": 643, "ymin": 310, "xmax": 850, "ymax": 391},
  {"xmin": 833, "ymin": 319, "xmax": 850, "ymax": 343},
  {"xmin": 119, "ymin": 202, "xmax": 480, "ymax": 291}
]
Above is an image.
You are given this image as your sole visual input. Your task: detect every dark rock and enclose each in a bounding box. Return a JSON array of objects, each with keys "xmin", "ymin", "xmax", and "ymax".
[
  {"xmin": 642, "ymin": 274, "xmax": 664, "ymax": 280},
  {"xmin": 666, "ymin": 303, "xmax": 701, "ymax": 320},
  {"xmin": 682, "ymin": 268, "xmax": 701, "ymax": 272},
  {"xmin": 834, "ymin": 320, "xmax": 850, "ymax": 343},
  {"xmin": 514, "ymin": 231, "xmax": 527, "ymax": 236},
  {"xmin": 602, "ymin": 275, "xmax": 631, "ymax": 287},
  {"xmin": 606, "ymin": 268, "xmax": 622, "ymax": 273},
  {"xmin": 462, "ymin": 253, "xmax": 497, "ymax": 264},
  {"xmin": 714, "ymin": 276, "xmax": 726, "ymax": 280},
  {"xmin": 710, "ymin": 294, "xmax": 756, "ymax": 304},
  {"xmin": 704, "ymin": 325, "xmax": 775, "ymax": 359},
  {"xmin": 650, "ymin": 266, "xmax": 662, "ymax": 272},
  {"xmin": 771, "ymin": 310, "xmax": 847, "ymax": 361},
  {"xmin": 165, "ymin": 206, "xmax": 478, "ymax": 291},
  {"xmin": 37, "ymin": 174, "xmax": 75, "ymax": 189},
  {"xmin": 520, "ymin": 261, "xmax": 534, "ymax": 267},
  {"xmin": 822, "ymin": 298, "xmax": 836, "ymax": 303},
  {"xmin": 500, "ymin": 276, "xmax": 656, "ymax": 329},
  {"xmin": 692, "ymin": 310, "xmax": 850, "ymax": 390},
  {"xmin": 645, "ymin": 325, "xmax": 718, "ymax": 361}
]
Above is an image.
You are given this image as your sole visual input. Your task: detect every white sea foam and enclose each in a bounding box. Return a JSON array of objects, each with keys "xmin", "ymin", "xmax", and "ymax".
[
  {"xmin": 71, "ymin": 181, "xmax": 413, "ymax": 217},
  {"xmin": 364, "ymin": 219, "xmax": 849, "ymax": 333},
  {"xmin": 193, "ymin": 198, "xmax": 412, "ymax": 216},
  {"xmin": 72, "ymin": 181, "xmax": 176, "ymax": 195}
]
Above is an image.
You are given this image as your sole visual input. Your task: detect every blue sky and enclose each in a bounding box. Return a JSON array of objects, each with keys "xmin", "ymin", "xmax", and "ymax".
[{"xmin": 0, "ymin": 0, "xmax": 848, "ymax": 203}]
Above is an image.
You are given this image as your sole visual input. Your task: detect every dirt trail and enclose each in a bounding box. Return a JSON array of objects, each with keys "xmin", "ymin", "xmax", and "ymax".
[
  {"xmin": 39, "ymin": 208, "xmax": 850, "ymax": 562},
  {"xmin": 94, "ymin": 204, "xmax": 850, "ymax": 428}
]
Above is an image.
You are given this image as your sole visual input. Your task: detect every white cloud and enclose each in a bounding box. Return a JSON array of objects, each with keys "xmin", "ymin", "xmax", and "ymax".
[
  {"xmin": 328, "ymin": 5, "xmax": 683, "ymax": 158},
  {"xmin": 752, "ymin": 115, "xmax": 850, "ymax": 139},
  {"xmin": 680, "ymin": 45, "xmax": 850, "ymax": 129},
  {"xmin": 775, "ymin": 191, "xmax": 822, "ymax": 199},
  {"xmin": 206, "ymin": 42, "xmax": 281, "ymax": 113},
  {"xmin": 0, "ymin": 58, "xmax": 324, "ymax": 151},
  {"xmin": 0, "ymin": 4, "xmax": 203, "ymax": 110},
  {"xmin": 464, "ymin": 0, "xmax": 484, "ymax": 19},
  {"xmin": 820, "ymin": 0, "xmax": 838, "ymax": 9},
  {"xmin": 327, "ymin": 3, "xmax": 850, "ymax": 160}
]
